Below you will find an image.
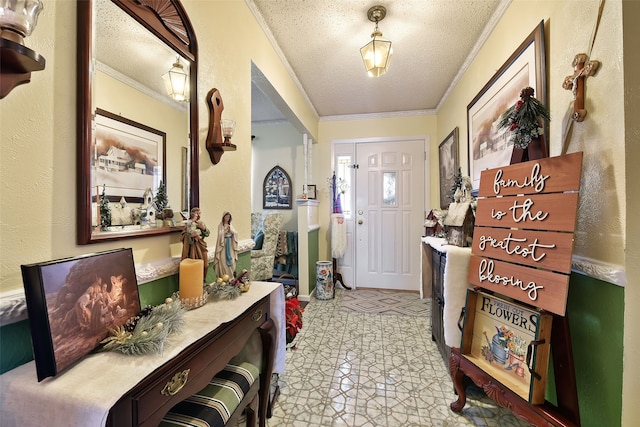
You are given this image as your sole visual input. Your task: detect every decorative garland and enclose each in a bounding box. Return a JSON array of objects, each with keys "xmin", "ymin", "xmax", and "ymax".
[
  {"xmin": 497, "ymin": 87, "xmax": 550, "ymax": 149},
  {"xmin": 206, "ymin": 269, "xmax": 250, "ymax": 300},
  {"xmin": 96, "ymin": 269, "xmax": 252, "ymax": 355},
  {"xmin": 97, "ymin": 297, "xmax": 186, "ymax": 355}
]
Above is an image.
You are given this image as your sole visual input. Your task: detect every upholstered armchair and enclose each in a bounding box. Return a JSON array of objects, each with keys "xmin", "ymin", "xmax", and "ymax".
[{"xmin": 250, "ymin": 212, "xmax": 284, "ymax": 281}]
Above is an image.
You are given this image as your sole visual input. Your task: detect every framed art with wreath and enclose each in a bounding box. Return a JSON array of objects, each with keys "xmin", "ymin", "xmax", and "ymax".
[{"xmin": 466, "ymin": 21, "xmax": 547, "ymax": 190}]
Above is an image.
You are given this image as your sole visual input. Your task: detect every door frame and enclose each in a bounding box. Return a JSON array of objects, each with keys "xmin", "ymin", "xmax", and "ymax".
[{"xmin": 331, "ymin": 135, "xmax": 431, "ymax": 290}]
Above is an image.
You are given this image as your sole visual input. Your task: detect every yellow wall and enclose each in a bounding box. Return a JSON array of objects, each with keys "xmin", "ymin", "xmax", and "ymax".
[
  {"xmin": 0, "ymin": 0, "xmax": 637, "ymax": 423},
  {"xmin": 436, "ymin": 0, "xmax": 635, "ymax": 423},
  {"xmin": 0, "ymin": 0, "xmax": 316, "ymax": 293}
]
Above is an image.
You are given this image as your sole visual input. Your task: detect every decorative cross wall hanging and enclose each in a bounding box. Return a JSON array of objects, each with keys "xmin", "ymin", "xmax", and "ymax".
[{"xmin": 562, "ymin": 53, "xmax": 600, "ymax": 122}]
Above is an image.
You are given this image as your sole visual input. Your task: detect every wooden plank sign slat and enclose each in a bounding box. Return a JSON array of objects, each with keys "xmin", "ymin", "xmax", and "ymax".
[
  {"xmin": 478, "ymin": 151, "xmax": 583, "ymax": 197},
  {"xmin": 467, "ymin": 255, "xmax": 569, "ymax": 316},
  {"xmin": 475, "ymin": 192, "xmax": 579, "ymax": 232},
  {"xmin": 471, "ymin": 227, "xmax": 575, "ymax": 274}
]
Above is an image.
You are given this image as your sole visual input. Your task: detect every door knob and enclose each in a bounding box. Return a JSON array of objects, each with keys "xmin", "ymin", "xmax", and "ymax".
[{"xmin": 358, "ymin": 219, "xmax": 363, "ymax": 225}]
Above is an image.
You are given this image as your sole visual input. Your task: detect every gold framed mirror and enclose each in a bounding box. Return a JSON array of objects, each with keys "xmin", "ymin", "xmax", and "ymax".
[{"xmin": 77, "ymin": 0, "xmax": 199, "ymax": 244}]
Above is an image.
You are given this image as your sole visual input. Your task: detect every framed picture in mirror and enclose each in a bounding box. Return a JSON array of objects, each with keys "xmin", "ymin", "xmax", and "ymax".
[{"xmin": 93, "ymin": 108, "xmax": 166, "ymax": 229}]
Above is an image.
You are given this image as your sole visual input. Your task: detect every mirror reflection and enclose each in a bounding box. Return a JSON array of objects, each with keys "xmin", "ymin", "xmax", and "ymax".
[{"xmin": 78, "ymin": 0, "xmax": 198, "ymax": 244}]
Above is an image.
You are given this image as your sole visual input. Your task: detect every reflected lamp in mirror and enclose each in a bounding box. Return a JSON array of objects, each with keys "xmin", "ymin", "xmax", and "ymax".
[
  {"xmin": 221, "ymin": 119, "xmax": 236, "ymax": 149},
  {"xmin": 162, "ymin": 56, "xmax": 189, "ymax": 102},
  {"xmin": 360, "ymin": 5, "xmax": 392, "ymax": 77}
]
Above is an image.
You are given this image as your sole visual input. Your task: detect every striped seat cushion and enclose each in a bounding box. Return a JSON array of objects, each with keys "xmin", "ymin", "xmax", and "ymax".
[{"xmin": 159, "ymin": 361, "xmax": 259, "ymax": 427}]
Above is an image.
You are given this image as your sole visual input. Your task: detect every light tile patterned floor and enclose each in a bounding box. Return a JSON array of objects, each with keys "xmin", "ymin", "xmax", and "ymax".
[{"xmin": 266, "ymin": 289, "xmax": 529, "ymax": 427}]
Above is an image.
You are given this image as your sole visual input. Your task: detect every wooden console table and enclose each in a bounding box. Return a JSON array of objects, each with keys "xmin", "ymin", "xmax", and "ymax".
[{"xmin": 0, "ymin": 282, "xmax": 281, "ymax": 427}]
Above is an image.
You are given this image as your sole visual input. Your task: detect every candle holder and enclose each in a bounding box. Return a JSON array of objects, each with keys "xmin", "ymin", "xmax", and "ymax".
[
  {"xmin": 177, "ymin": 290, "xmax": 208, "ymax": 310},
  {"xmin": 220, "ymin": 119, "xmax": 236, "ymax": 150},
  {"xmin": 0, "ymin": 0, "xmax": 46, "ymax": 99}
]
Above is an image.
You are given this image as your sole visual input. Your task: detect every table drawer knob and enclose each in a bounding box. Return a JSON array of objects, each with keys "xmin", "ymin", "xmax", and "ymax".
[
  {"xmin": 161, "ymin": 369, "xmax": 190, "ymax": 396},
  {"xmin": 251, "ymin": 309, "xmax": 263, "ymax": 322}
]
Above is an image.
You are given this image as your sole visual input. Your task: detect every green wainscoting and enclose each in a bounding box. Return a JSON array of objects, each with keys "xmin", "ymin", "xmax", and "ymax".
[{"xmin": 566, "ymin": 272, "xmax": 624, "ymax": 427}]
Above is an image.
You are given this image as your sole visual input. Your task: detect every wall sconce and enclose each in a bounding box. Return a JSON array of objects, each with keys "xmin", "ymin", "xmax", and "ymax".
[
  {"xmin": 162, "ymin": 56, "xmax": 189, "ymax": 102},
  {"xmin": 205, "ymin": 88, "xmax": 237, "ymax": 165},
  {"xmin": 360, "ymin": 5, "xmax": 393, "ymax": 77},
  {"xmin": 0, "ymin": 0, "xmax": 46, "ymax": 99}
]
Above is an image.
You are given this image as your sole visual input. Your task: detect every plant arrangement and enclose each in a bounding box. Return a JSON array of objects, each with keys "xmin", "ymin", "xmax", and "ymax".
[
  {"xmin": 97, "ymin": 297, "xmax": 186, "ymax": 355},
  {"xmin": 206, "ymin": 269, "xmax": 250, "ymax": 300},
  {"xmin": 285, "ymin": 297, "xmax": 304, "ymax": 345},
  {"xmin": 497, "ymin": 86, "xmax": 550, "ymax": 149}
]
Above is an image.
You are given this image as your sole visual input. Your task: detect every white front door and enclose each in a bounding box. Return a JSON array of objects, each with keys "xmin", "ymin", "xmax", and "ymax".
[{"xmin": 353, "ymin": 139, "xmax": 425, "ymax": 290}]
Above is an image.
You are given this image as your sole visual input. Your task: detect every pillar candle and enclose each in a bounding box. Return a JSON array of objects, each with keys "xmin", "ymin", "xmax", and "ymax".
[{"xmin": 179, "ymin": 258, "xmax": 204, "ymax": 299}]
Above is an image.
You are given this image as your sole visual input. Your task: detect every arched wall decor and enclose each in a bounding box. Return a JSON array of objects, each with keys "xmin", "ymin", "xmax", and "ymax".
[{"xmin": 263, "ymin": 166, "xmax": 292, "ymax": 210}]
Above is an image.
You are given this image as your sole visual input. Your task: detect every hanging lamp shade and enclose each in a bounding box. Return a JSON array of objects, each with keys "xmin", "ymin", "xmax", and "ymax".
[
  {"xmin": 162, "ymin": 57, "xmax": 189, "ymax": 102},
  {"xmin": 360, "ymin": 5, "xmax": 392, "ymax": 77}
]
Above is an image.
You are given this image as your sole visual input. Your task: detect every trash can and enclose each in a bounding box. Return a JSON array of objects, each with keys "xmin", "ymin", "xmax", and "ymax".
[{"xmin": 315, "ymin": 261, "xmax": 334, "ymax": 300}]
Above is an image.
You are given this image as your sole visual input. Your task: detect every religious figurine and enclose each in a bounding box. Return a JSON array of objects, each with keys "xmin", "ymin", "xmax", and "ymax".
[
  {"xmin": 181, "ymin": 207, "xmax": 210, "ymax": 280},
  {"xmin": 213, "ymin": 211, "xmax": 239, "ymax": 279}
]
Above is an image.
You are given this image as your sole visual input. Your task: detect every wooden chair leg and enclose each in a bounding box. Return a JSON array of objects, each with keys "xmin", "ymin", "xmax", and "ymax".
[{"xmin": 245, "ymin": 394, "xmax": 258, "ymax": 427}]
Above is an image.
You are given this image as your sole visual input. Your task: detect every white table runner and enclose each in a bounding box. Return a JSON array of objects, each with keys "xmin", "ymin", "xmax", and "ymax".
[{"xmin": 0, "ymin": 281, "xmax": 281, "ymax": 427}]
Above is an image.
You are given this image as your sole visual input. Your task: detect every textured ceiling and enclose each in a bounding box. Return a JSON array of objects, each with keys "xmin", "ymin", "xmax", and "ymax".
[{"xmin": 249, "ymin": 0, "xmax": 508, "ymax": 122}]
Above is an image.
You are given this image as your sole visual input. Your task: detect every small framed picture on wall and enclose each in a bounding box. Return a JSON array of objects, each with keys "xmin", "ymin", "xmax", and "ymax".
[{"xmin": 306, "ymin": 184, "xmax": 317, "ymax": 199}]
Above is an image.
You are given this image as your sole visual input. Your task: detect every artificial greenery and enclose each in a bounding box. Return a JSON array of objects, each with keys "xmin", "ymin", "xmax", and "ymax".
[
  {"xmin": 206, "ymin": 269, "xmax": 250, "ymax": 300},
  {"xmin": 99, "ymin": 184, "xmax": 111, "ymax": 230},
  {"xmin": 97, "ymin": 297, "xmax": 186, "ymax": 355},
  {"xmin": 497, "ymin": 87, "xmax": 550, "ymax": 149},
  {"xmin": 449, "ymin": 168, "xmax": 463, "ymax": 202},
  {"xmin": 154, "ymin": 180, "xmax": 168, "ymax": 218}
]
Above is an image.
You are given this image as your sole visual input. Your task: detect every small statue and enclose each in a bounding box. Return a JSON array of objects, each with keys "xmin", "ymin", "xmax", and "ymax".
[
  {"xmin": 213, "ymin": 211, "xmax": 239, "ymax": 280},
  {"xmin": 181, "ymin": 207, "xmax": 210, "ymax": 280}
]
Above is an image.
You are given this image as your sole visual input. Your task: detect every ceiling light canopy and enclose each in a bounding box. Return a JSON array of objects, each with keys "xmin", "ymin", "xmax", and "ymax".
[
  {"xmin": 360, "ymin": 5, "xmax": 392, "ymax": 77},
  {"xmin": 162, "ymin": 57, "xmax": 189, "ymax": 102}
]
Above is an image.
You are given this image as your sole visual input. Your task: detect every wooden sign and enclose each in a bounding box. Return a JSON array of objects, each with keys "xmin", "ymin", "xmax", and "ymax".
[
  {"xmin": 475, "ymin": 193, "xmax": 579, "ymax": 232},
  {"xmin": 467, "ymin": 256, "xmax": 569, "ymax": 316},
  {"xmin": 460, "ymin": 289, "xmax": 552, "ymax": 404},
  {"xmin": 468, "ymin": 153, "xmax": 582, "ymax": 314},
  {"xmin": 471, "ymin": 227, "xmax": 574, "ymax": 273},
  {"xmin": 478, "ymin": 152, "xmax": 582, "ymax": 197}
]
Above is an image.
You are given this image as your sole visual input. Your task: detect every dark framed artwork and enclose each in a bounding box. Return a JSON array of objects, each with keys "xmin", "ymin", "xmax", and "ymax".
[
  {"xmin": 21, "ymin": 248, "xmax": 141, "ymax": 381},
  {"xmin": 263, "ymin": 166, "xmax": 292, "ymax": 209},
  {"xmin": 438, "ymin": 128, "xmax": 459, "ymax": 208},
  {"xmin": 467, "ymin": 21, "xmax": 546, "ymax": 190},
  {"xmin": 306, "ymin": 184, "xmax": 317, "ymax": 199}
]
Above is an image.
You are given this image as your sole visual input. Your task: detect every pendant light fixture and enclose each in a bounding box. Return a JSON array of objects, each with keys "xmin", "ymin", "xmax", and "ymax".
[
  {"xmin": 162, "ymin": 56, "xmax": 189, "ymax": 102},
  {"xmin": 360, "ymin": 5, "xmax": 392, "ymax": 77}
]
